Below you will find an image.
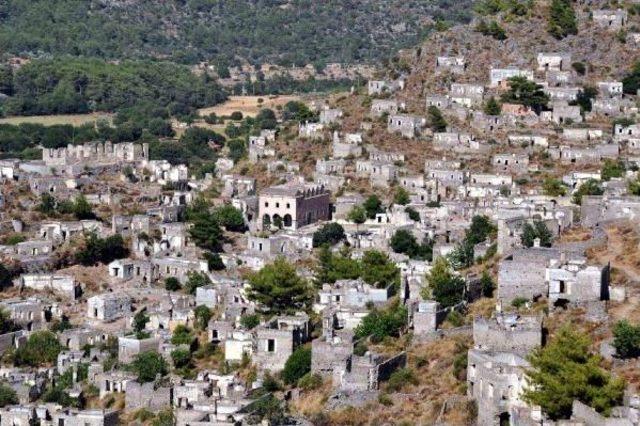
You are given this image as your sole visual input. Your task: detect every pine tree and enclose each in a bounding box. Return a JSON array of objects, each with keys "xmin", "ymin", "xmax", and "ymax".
[
  {"xmin": 523, "ymin": 326, "xmax": 625, "ymax": 419},
  {"xmin": 247, "ymin": 257, "xmax": 312, "ymax": 313},
  {"xmin": 484, "ymin": 97, "xmax": 502, "ymax": 115},
  {"xmin": 548, "ymin": 0, "xmax": 577, "ymax": 39},
  {"xmin": 428, "ymin": 106, "xmax": 448, "ymax": 132},
  {"xmin": 423, "ymin": 257, "xmax": 465, "ymax": 307}
]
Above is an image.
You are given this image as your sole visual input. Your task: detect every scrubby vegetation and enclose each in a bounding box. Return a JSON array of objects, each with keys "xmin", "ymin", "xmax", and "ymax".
[{"xmin": 0, "ymin": 0, "xmax": 473, "ymax": 66}]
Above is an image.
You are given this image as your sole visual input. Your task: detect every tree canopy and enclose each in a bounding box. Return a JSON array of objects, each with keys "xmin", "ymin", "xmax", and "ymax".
[
  {"xmin": 501, "ymin": 76, "xmax": 549, "ymax": 113},
  {"xmin": 247, "ymin": 257, "xmax": 312, "ymax": 313},
  {"xmin": 14, "ymin": 331, "xmax": 63, "ymax": 367},
  {"xmin": 521, "ymin": 221, "xmax": 553, "ymax": 248},
  {"xmin": 423, "ymin": 257, "xmax": 466, "ymax": 308},
  {"xmin": 523, "ymin": 327, "xmax": 625, "ymax": 419},
  {"xmin": 312, "ymin": 223, "xmax": 346, "ymax": 248},
  {"xmin": 612, "ymin": 320, "xmax": 640, "ymax": 359},
  {"xmin": 129, "ymin": 351, "xmax": 168, "ymax": 383}
]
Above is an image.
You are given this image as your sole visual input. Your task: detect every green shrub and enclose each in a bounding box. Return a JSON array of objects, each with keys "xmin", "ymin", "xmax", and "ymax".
[
  {"xmin": 282, "ymin": 346, "xmax": 311, "ymax": 385},
  {"xmin": 0, "ymin": 383, "xmax": 18, "ymax": 407},
  {"xmin": 164, "ymin": 277, "xmax": 181, "ymax": 291},
  {"xmin": 445, "ymin": 310, "xmax": 465, "ymax": 327},
  {"xmin": 297, "ymin": 372, "xmax": 323, "ymax": 390},
  {"xmin": 14, "ymin": 331, "xmax": 63, "ymax": 367},
  {"xmin": 385, "ymin": 368, "xmax": 418, "ymax": 392},
  {"xmin": 511, "ymin": 297, "xmax": 528, "ymax": 308}
]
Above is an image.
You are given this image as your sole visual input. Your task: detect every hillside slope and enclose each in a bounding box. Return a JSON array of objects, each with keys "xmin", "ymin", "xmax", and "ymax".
[{"xmin": 0, "ymin": 0, "xmax": 473, "ymax": 66}]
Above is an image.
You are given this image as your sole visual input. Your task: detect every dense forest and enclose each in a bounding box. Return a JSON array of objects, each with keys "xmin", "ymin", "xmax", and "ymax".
[
  {"xmin": 0, "ymin": 58, "xmax": 227, "ymax": 117},
  {"xmin": 0, "ymin": 0, "xmax": 473, "ymax": 67}
]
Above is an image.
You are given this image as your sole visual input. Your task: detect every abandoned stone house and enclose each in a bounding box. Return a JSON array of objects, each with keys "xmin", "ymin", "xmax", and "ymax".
[
  {"xmin": 435, "ymin": 56, "xmax": 466, "ymax": 74},
  {"xmin": 591, "ymin": 96, "xmax": 636, "ymax": 116},
  {"xmin": 316, "ymin": 158, "xmax": 346, "ymax": 175},
  {"xmin": 332, "ymin": 131, "xmax": 363, "ymax": 159},
  {"xmin": 253, "ymin": 313, "xmax": 309, "ymax": 371},
  {"xmin": 151, "ymin": 256, "xmax": 209, "ymax": 283},
  {"xmin": 546, "ymin": 258, "xmax": 609, "ymax": 309},
  {"xmin": 387, "ymin": 114, "xmax": 426, "ymax": 138},
  {"xmin": 597, "ymin": 81, "xmax": 624, "ymax": 97},
  {"xmin": 548, "ymin": 103, "xmax": 582, "ymax": 124},
  {"xmin": 319, "ymin": 108, "xmax": 343, "ymax": 125},
  {"xmin": 410, "ymin": 300, "xmax": 441, "ymax": 337},
  {"xmin": 258, "ymin": 182, "xmax": 331, "ymax": 230},
  {"xmin": 489, "ymin": 68, "xmax": 534, "ymax": 88},
  {"xmin": 42, "ymin": 141, "xmax": 149, "ymax": 167},
  {"xmin": 496, "ymin": 245, "xmax": 607, "ymax": 307},
  {"xmin": 58, "ymin": 328, "xmax": 109, "ymax": 351},
  {"xmin": 96, "ymin": 370, "xmax": 134, "ymax": 399},
  {"xmin": 472, "ymin": 314, "xmax": 542, "ymax": 356},
  {"xmin": 398, "ymin": 173, "xmax": 425, "ymax": 190},
  {"xmin": 581, "ymin": 195, "xmax": 640, "ymax": 227},
  {"xmin": 298, "ymin": 122, "xmax": 325, "ymax": 139},
  {"xmin": 118, "ymin": 335, "xmax": 161, "ymax": 364},
  {"xmin": 507, "ymin": 134, "xmax": 549, "ymax": 148},
  {"xmin": 18, "ymin": 273, "xmax": 80, "ymax": 299},
  {"xmin": 563, "ymin": 171, "xmax": 602, "ymax": 191},
  {"xmin": 266, "ymin": 159, "xmax": 299, "ymax": 175},
  {"xmin": 593, "ymin": 9, "xmax": 628, "ymax": 30},
  {"xmin": 334, "ymin": 193, "xmax": 365, "ymax": 220},
  {"xmin": 471, "ymin": 111, "xmax": 510, "ymax": 133},
  {"xmin": 141, "ymin": 160, "xmax": 188, "ymax": 184},
  {"xmin": 467, "ymin": 312, "xmax": 546, "ymax": 425},
  {"xmin": 356, "ymin": 160, "xmax": 398, "ymax": 187},
  {"xmin": 10, "ymin": 239, "xmax": 53, "ymax": 261},
  {"xmin": 221, "ymin": 174, "xmax": 256, "ymax": 198},
  {"xmin": 426, "ymin": 95, "xmax": 451, "ymax": 110},
  {"xmin": 125, "ymin": 380, "xmax": 172, "ymax": 412},
  {"xmin": 467, "ymin": 337, "xmax": 535, "ymax": 425},
  {"xmin": 614, "ymin": 123, "xmax": 640, "ymax": 142},
  {"xmin": 562, "ymin": 128, "xmax": 603, "ymax": 142},
  {"xmin": 536, "ymin": 52, "xmax": 571, "ymax": 72},
  {"xmin": 337, "ymin": 351, "xmax": 407, "ymax": 392},
  {"xmin": 314, "ymin": 173, "xmax": 345, "ymax": 193},
  {"xmin": 492, "ymin": 153, "xmax": 529, "ymax": 175},
  {"xmin": 367, "ymin": 80, "xmax": 390, "ymax": 95},
  {"xmin": 86, "ymin": 294, "xmax": 132, "ymax": 322},
  {"xmin": 468, "ymin": 173, "xmax": 512, "ymax": 187},
  {"xmin": 496, "ymin": 210, "xmax": 564, "ymax": 256},
  {"xmin": 426, "ymin": 169, "xmax": 465, "ymax": 188},
  {"xmin": 0, "ymin": 159, "xmax": 19, "ymax": 180},
  {"xmin": 371, "ymin": 99, "xmax": 404, "ymax": 117},
  {"xmin": 544, "ymin": 86, "xmax": 580, "ymax": 102},
  {"xmin": 244, "ymin": 234, "xmax": 304, "ymax": 262},
  {"xmin": 311, "ymin": 326, "xmax": 354, "ymax": 378},
  {"xmin": 0, "ymin": 406, "xmax": 120, "ymax": 426},
  {"xmin": 545, "ymin": 69, "xmax": 575, "ymax": 86},
  {"xmin": 248, "ymin": 138, "xmax": 275, "ymax": 162},
  {"xmin": 549, "ymin": 143, "xmax": 619, "ymax": 164},
  {"xmin": 316, "ymin": 279, "xmax": 391, "ymax": 310},
  {"xmin": 433, "ymin": 132, "xmax": 473, "ymax": 149},
  {"xmin": 450, "ymin": 83, "xmax": 485, "ymax": 107},
  {"xmin": 368, "ymin": 147, "xmax": 404, "ymax": 163},
  {"xmin": 0, "ymin": 298, "xmax": 53, "ymax": 332},
  {"xmin": 111, "ymin": 214, "xmax": 150, "ymax": 237}
]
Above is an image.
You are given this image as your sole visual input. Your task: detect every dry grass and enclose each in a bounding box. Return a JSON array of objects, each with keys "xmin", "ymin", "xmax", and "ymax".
[
  {"xmin": 198, "ymin": 95, "xmax": 300, "ymax": 118},
  {"xmin": 289, "ymin": 380, "xmax": 333, "ymax": 418},
  {"xmin": 0, "ymin": 112, "xmax": 113, "ymax": 126}
]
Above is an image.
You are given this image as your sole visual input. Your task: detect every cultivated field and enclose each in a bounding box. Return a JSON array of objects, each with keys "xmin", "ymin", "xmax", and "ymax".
[
  {"xmin": 0, "ymin": 112, "xmax": 113, "ymax": 126},
  {"xmin": 198, "ymin": 95, "xmax": 300, "ymax": 118}
]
